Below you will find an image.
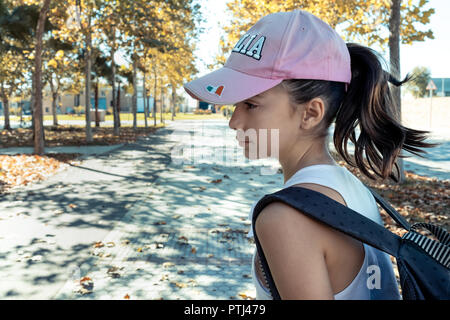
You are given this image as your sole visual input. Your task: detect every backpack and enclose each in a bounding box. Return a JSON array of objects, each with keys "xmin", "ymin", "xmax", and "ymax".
[{"xmin": 251, "ymin": 186, "xmax": 450, "ymax": 300}]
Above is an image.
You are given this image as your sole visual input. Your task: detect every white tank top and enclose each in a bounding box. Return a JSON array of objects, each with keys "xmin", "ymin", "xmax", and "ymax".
[{"xmin": 247, "ymin": 164, "xmax": 401, "ymax": 300}]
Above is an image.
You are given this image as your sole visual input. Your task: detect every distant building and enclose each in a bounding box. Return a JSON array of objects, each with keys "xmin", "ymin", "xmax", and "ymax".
[
  {"xmin": 55, "ymin": 87, "xmax": 156, "ymax": 115},
  {"xmin": 431, "ymin": 78, "xmax": 450, "ymax": 97},
  {"xmin": 0, "ymin": 87, "xmax": 160, "ymax": 116},
  {"xmin": 198, "ymin": 101, "xmax": 217, "ymax": 113},
  {"xmin": 3, "ymin": 86, "xmax": 195, "ymax": 116}
]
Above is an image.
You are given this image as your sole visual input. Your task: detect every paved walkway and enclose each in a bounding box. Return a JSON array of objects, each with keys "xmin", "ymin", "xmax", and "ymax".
[{"xmin": 0, "ymin": 119, "xmax": 282, "ymax": 300}]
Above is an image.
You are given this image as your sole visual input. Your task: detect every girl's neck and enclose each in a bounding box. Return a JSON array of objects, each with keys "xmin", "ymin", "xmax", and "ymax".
[{"xmin": 280, "ymin": 139, "xmax": 336, "ymax": 184}]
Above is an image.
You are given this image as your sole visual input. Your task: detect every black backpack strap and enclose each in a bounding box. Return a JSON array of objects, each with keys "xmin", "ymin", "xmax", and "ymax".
[
  {"xmin": 365, "ymin": 185, "xmax": 411, "ymax": 231},
  {"xmin": 251, "ymin": 186, "xmax": 403, "ymax": 300}
]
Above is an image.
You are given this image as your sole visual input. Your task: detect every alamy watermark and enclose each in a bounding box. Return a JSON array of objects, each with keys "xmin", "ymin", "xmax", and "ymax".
[{"xmin": 169, "ymin": 127, "xmax": 280, "ymax": 175}]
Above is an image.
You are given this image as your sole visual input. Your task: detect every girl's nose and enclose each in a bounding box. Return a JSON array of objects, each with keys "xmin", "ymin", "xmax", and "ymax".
[{"xmin": 228, "ymin": 104, "xmax": 242, "ymax": 131}]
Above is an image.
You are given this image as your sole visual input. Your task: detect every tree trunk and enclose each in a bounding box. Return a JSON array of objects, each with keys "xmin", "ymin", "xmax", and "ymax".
[
  {"xmin": 160, "ymin": 86, "xmax": 164, "ymax": 124},
  {"xmin": 111, "ymin": 26, "xmax": 119, "ymax": 136},
  {"xmin": 153, "ymin": 72, "xmax": 157, "ymax": 126},
  {"xmin": 84, "ymin": 16, "xmax": 93, "ymax": 143},
  {"xmin": 389, "ymin": 0, "xmax": 405, "ymax": 183},
  {"xmin": 171, "ymin": 83, "xmax": 176, "ymax": 121},
  {"xmin": 51, "ymin": 92, "xmax": 58, "ymax": 126},
  {"xmin": 143, "ymin": 69, "xmax": 148, "ymax": 128},
  {"xmin": 19, "ymin": 100, "xmax": 23, "ymax": 124},
  {"xmin": 0, "ymin": 82, "xmax": 11, "ymax": 130},
  {"xmin": 95, "ymin": 80, "xmax": 99, "ymax": 127},
  {"xmin": 117, "ymin": 83, "xmax": 121, "ymax": 127},
  {"xmin": 132, "ymin": 54, "xmax": 138, "ymax": 130},
  {"xmin": 58, "ymin": 94, "xmax": 62, "ymax": 118},
  {"xmin": 33, "ymin": 0, "xmax": 51, "ymax": 155},
  {"xmin": 1, "ymin": 98, "xmax": 10, "ymax": 131},
  {"xmin": 49, "ymin": 76, "xmax": 58, "ymax": 126}
]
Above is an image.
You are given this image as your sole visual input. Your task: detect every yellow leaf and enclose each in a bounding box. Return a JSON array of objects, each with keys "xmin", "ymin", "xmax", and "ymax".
[
  {"xmin": 55, "ymin": 50, "xmax": 64, "ymax": 59},
  {"xmin": 48, "ymin": 59, "xmax": 58, "ymax": 69},
  {"xmin": 174, "ymin": 282, "xmax": 187, "ymax": 288}
]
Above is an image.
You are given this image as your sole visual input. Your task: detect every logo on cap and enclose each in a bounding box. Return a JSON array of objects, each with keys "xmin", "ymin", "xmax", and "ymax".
[
  {"xmin": 232, "ymin": 33, "xmax": 266, "ymax": 61},
  {"xmin": 206, "ymin": 85, "xmax": 224, "ymax": 97}
]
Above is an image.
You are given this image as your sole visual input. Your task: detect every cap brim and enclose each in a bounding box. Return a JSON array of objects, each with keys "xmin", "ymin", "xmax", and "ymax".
[{"xmin": 184, "ymin": 66, "xmax": 282, "ymax": 105}]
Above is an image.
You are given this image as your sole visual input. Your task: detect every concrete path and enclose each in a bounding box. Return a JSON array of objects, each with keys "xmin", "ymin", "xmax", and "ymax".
[{"xmin": 0, "ymin": 119, "xmax": 281, "ymax": 300}]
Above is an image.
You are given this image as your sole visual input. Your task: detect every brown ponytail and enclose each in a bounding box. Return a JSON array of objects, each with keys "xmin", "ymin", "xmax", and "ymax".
[{"xmin": 281, "ymin": 42, "xmax": 438, "ymax": 182}]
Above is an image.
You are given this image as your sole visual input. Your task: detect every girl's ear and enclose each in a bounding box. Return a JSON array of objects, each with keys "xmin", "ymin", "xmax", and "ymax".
[{"xmin": 299, "ymin": 97, "xmax": 325, "ymax": 130}]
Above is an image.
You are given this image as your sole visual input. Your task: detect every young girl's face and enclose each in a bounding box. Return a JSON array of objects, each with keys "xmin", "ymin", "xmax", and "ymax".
[{"xmin": 229, "ymin": 84, "xmax": 303, "ymax": 161}]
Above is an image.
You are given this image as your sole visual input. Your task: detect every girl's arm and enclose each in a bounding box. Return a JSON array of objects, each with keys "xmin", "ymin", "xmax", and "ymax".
[{"xmin": 255, "ymin": 201, "xmax": 335, "ymax": 300}]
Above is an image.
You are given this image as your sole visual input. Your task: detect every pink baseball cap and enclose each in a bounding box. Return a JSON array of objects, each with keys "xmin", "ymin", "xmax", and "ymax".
[{"xmin": 184, "ymin": 9, "xmax": 351, "ymax": 105}]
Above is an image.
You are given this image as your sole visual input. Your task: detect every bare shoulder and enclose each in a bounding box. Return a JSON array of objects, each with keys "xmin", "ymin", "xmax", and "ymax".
[
  {"xmin": 291, "ymin": 183, "xmax": 348, "ymax": 206},
  {"xmin": 254, "ymin": 197, "xmax": 335, "ymax": 298},
  {"xmin": 255, "ymin": 200, "xmax": 330, "ymax": 253},
  {"xmin": 255, "ymin": 182, "xmax": 347, "ymax": 241}
]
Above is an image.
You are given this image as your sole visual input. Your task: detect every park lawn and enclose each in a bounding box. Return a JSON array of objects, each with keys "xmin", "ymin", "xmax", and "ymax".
[
  {"xmin": 0, "ymin": 112, "xmax": 229, "ymax": 148},
  {"xmin": 0, "ymin": 123, "xmax": 167, "ymax": 147}
]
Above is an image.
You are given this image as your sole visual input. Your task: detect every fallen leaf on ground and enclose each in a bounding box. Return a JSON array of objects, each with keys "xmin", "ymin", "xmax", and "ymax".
[
  {"xmin": 78, "ymin": 277, "xmax": 94, "ymax": 294},
  {"xmin": 173, "ymin": 282, "xmax": 187, "ymax": 288},
  {"xmin": 238, "ymin": 292, "xmax": 255, "ymax": 300},
  {"xmin": 80, "ymin": 277, "xmax": 92, "ymax": 283},
  {"xmin": 162, "ymin": 262, "xmax": 175, "ymax": 268},
  {"xmin": 93, "ymin": 242, "xmax": 104, "ymax": 248},
  {"xmin": 160, "ymin": 274, "xmax": 169, "ymax": 281},
  {"xmin": 0, "ymin": 125, "xmax": 164, "ymax": 194},
  {"xmin": 0, "ymin": 153, "xmax": 80, "ymax": 193},
  {"xmin": 53, "ymin": 209, "xmax": 64, "ymax": 215}
]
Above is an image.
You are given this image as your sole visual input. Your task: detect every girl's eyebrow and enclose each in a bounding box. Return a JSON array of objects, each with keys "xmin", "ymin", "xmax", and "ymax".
[{"xmin": 247, "ymin": 94, "xmax": 264, "ymax": 102}]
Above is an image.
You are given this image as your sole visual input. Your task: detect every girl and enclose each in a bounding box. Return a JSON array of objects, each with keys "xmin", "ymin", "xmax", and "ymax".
[{"xmin": 184, "ymin": 9, "xmax": 435, "ymax": 299}]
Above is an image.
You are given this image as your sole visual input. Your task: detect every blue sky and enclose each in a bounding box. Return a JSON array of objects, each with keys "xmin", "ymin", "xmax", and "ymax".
[{"xmin": 193, "ymin": 0, "xmax": 450, "ymax": 79}]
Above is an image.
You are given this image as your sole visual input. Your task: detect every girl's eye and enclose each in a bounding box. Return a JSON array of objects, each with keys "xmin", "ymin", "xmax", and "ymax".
[{"xmin": 245, "ymin": 102, "xmax": 257, "ymax": 109}]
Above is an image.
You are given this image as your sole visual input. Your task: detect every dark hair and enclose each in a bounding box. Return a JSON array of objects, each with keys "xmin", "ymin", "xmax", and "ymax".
[{"xmin": 281, "ymin": 42, "xmax": 438, "ymax": 182}]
